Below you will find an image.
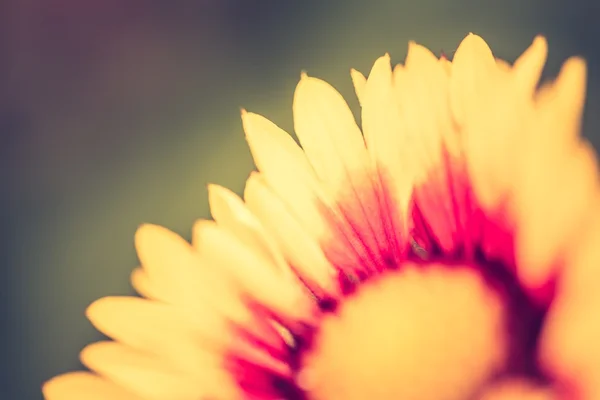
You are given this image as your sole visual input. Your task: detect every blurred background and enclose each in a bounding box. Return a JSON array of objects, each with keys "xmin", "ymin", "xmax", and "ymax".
[{"xmin": 2, "ymin": 1, "xmax": 599, "ymax": 399}]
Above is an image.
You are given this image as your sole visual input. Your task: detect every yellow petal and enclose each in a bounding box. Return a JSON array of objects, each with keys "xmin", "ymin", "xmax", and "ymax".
[
  {"xmin": 247, "ymin": 85, "xmax": 393, "ymax": 273},
  {"xmin": 86, "ymin": 297, "xmax": 228, "ymax": 369},
  {"xmin": 439, "ymin": 57, "xmax": 452, "ymax": 75},
  {"xmin": 242, "ymin": 110, "xmax": 332, "ymax": 240},
  {"xmin": 450, "ymin": 33, "xmax": 496, "ymax": 128},
  {"xmin": 540, "ymin": 211, "xmax": 600, "ymax": 398},
  {"xmin": 293, "ymin": 73, "xmax": 369, "ymax": 187},
  {"xmin": 130, "ymin": 267, "xmax": 159, "ymax": 300},
  {"xmin": 242, "ymin": 109, "xmax": 315, "ymax": 189},
  {"xmin": 136, "ymin": 223, "xmax": 248, "ymax": 320},
  {"xmin": 513, "ymin": 58, "xmax": 597, "ymax": 288},
  {"xmin": 134, "ymin": 224, "xmax": 197, "ymax": 301},
  {"xmin": 536, "ymin": 56, "xmax": 587, "ymax": 145},
  {"xmin": 403, "ymin": 42, "xmax": 453, "ymax": 176},
  {"xmin": 43, "ymin": 372, "xmax": 141, "ymax": 400},
  {"xmin": 244, "ymin": 172, "xmax": 339, "ymax": 298},
  {"xmin": 454, "ymin": 37, "xmax": 543, "ymax": 210},
  {"xmin": 350, "ymin": 68, "xmax": 367, "ymax": 106},
  {"xmin": 456, "ymin": 37, "xmax": 547, "ymax": 213},
  {"xmin": 512, "ymin": 36, "xmax": 548, "ymax": 95},
  {"xmin": 362, "ymin": 53, "xmax": 413, "ymax": 217},
  {"xmin": 295, "ymin": 73, "xmax": 404, "ymax": 270},
  {"xmin": 208, "ymin": 183, "xmax": 292, "ymax": 279},
  {"xmin": 81, "ymin": 341, "xmax": 240, "ymax": 400},
  {"xmin": 399, "ymin": 42, "xmax": 470, "ymax": 253},
  {"xmin": 449, "ymin": 34, "xmax": 498, "ymax": 208},
  {"xmin": 515, "ymin": 142, "xmax": 598, "ymax": 290},
  {"xmin": 495, "ymin": 58, "xmax": 512, "ymax": 72},
  {"xmin": 193, "ymin": 217, "xmax": 315, "ymax": 326}
]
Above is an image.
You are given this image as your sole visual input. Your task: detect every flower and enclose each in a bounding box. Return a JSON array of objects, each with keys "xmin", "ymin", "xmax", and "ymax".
[{"xmin": 43, "ymin": 33, "xmax": 600, "ymax": 400}]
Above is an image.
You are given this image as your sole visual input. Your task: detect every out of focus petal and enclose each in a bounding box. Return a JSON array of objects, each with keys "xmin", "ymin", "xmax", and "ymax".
[
  {"xmin": 43, "ymin": 372, "xmax": 141, "ymax": 400},
  {"xmin": 450, "ymin": 33, "xmax": 497, "ymax": 128},
  {"xmin": 350, "ymin": 68, "xmax": 367, "ymax": 105},
  {"xmin": 81, "ymin": 341, "xmax": 240, "ymax": 400},
  {"xmin": 513, "ymin": 58, "xmax": 598, "ymax": 290},
  {"xmin": 541, "ymin": 208, "xmax": 600, "ymax": 398}
]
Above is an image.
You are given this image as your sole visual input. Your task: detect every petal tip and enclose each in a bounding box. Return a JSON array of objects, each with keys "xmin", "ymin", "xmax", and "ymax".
[
  {"xmin": 406, "ymin": 41, "xmax": 438, "ymax": 67},
  {"xmin": 528, "ymin": 35, "xmax": 548, "ymax": 60},
  {"xmin": 85, "ymin": 296, "xmax": 115, "ymax": 319},
  {"xmin": 563, "ymin": 56, "xmax": 587, "ymax": 78},
  {"xmin": 532, "ymin": 35, "xmax": 548, "ymax": 48},
  {"xmin": 207, "ymin": 183, "xmax": 220, "ymax": 205},
  {"xmin": 42, "ymin": 375, "xmax": 66, "ymax": 400},
  {"xmin": 350, "ymin": 68, "xmax": 365, "ymax": 81},
  {"xmin": 206, "ymin": 182, "xmax": 219, "ymax": 193},
  {"xmin": 552, "ymin": 56, "xmax": 588, "ymax": 103},
  {"xmin": 84, "ymin": 301, "xmax": 101, "ymax": 321},
  {"xmin": 406, "ymin": 40, "xmax": 417, "ymax": 54},
  {"xmin": 134, "ymin": 223, "xmax": 168, "ymax": 253},
  {"xmin": 458, "ymin": 32, "xmax": 491, "ymax": 52},
  {"xmin": 208, "ymin": 183, "xmax": 234, "ymax": 212},
  {"xmin": 453, "ymin": 32, "xmax": 495, "ymax": 71},
  {"xmin": 135, "ymin": 223, "xmax": 158, "ymax": 239}
]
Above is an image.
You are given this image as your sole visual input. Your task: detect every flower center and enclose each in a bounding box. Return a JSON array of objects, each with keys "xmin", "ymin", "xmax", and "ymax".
[{"xmin": 296, "ymin": 263, "xmax": 514, "ymax": 400}]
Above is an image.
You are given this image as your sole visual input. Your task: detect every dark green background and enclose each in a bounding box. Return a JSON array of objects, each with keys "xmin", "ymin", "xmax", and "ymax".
[{"xmin": 2, "ymin": 1, "xmax": 600, "ymax": 399}]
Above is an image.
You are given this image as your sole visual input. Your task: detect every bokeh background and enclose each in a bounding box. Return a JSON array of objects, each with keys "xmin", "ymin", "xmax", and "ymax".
[{"xmin": 2, "ymin": 1, "xmax": 600, "ymax": 399}]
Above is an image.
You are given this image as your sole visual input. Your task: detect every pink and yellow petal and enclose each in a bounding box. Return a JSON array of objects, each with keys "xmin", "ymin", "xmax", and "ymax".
[
  {"xmin": 243, "ymin": 172, "xmax": 340, "ymax": 299},
  {"xmin": 398, "ymin": 42, "xmax": 473, "ymax": 255},
  {"xmin": 294, "ymin": 74, "xmax": 403, "ymax": 274},
  {"xmin": 192, "ymin": 217, "xmax": 316, "ymax": 329},
  {"xmin": 361, "ymin": 54, "xmax": 410, "ymax": 259},
  {"xmin": 243, "ymin": 110, "xmax": 378, "ymax": 282}
]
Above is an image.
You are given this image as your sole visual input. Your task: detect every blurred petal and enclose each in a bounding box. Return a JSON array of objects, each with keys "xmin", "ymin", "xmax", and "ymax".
[
  {"xmin": 242, "ymin": 109, "xmax": 319, "ymax": 210},
  {"xmin": 208, "ymin": 183, "xmax": 292, "ymax": 279},
  {"xmin": 400, "ymin": 42, "xmax": 471, "ymax": 254},
  {"xmin": 541, "ymin": 209, "xmax": 600, "ymax": 398},
  {"xmin": 479, "ymin": 378, "xmax": 556, "ymax": 400},
  {"xmin": 293, "ymin": 73, "xmax": 368, "ymax": 186},
  {"xmin": 242, "ymin": 110, "xmax": 343, "ymax": 246},
  {"xmin": 136, "ymin": 223, "xmax": 249, "ymax": 321},
  {"xmin": 244, "ymin": 172, "xmax": 339, "ymax": 298},
  {"xmin": 86, "ymin": 296, "xmax": 229, "ymax": 363},
  {"xmin": 513, "ymin": 58, "xmax": 598, "ymax": 290},
  {"xmin": 361, "ymin": 54, "xmax": 408, "ymax": 259},
  {"xmin": 43, "ymin": 372, "xmax": 141, "ymax": 400},
  {"xmin": 350, "ymin": 68, "xmax": 367, "ymax": 105},
  {"xmin": 512, "ymin": 36, "xmax": 548, "ymax": 95},
  {"xmin": 193, "ymin": 218, "xmax": 315, "ymax": 327},
  {"xmin": 81, "ymin": 341, "xmax": 240, "ymax": 399},
  {"xmin": 450, "ymin": 33, "xmax": 497, "ymax": 128},
  {"xmin": 294, "ymin": 74, "xmax": 398, "ymax": 272}
]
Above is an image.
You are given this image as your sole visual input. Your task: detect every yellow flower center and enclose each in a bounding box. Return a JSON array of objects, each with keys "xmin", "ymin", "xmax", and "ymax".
[{"xmin": 297, "ymin": 263, "xmax": 509, "ymax": 400}]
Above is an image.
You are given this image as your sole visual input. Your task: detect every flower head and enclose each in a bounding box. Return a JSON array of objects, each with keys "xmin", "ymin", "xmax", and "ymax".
[{"xmin": 43, "ymin": 34, "xmax": 600, "ymax": 399}]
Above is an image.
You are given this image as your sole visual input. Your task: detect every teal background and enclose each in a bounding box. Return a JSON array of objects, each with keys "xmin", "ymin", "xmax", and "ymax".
[{"xmin": 2, "ymin": 1, "xmax": 600, "ymax": 399}]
